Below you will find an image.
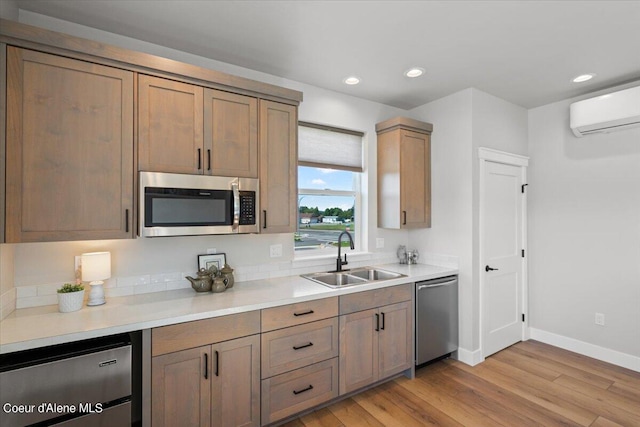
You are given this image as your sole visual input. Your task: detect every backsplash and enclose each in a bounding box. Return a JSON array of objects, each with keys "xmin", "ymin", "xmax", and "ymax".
[{"xmin": 14, "ymin": 251, "xmax": 406, "ymax": 309}]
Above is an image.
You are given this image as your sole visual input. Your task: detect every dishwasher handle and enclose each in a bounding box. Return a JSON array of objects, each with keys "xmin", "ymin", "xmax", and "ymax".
[{"xmin": 417, "ymin": 279, "xmax": 457, "ymax": 290}]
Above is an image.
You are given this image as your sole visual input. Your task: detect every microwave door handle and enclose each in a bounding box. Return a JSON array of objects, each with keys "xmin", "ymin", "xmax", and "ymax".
[{"xmin": 232, "ymin": 182, "xmax": 240, "ymax": 231}]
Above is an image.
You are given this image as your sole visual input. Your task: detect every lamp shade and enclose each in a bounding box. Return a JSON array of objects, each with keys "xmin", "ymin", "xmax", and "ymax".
[{"xmin": 81, "ymin": 252, "xmax": 111, "ymax": 282}]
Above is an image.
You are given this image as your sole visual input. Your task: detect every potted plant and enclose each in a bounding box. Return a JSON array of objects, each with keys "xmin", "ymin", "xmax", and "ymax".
[{"xmin": 57, "ymin": 283, "xmax": 85, "ymax": 313}]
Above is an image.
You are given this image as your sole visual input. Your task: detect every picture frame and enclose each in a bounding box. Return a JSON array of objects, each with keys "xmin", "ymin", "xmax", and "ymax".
[{"xmin": 197, "ymin": 253, "xmax": 226, "ymax": 272}]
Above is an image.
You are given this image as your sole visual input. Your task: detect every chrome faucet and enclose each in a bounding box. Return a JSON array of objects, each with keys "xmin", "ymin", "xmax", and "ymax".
[{"xmin": 335, "ymin": 231, "xmax": 355, "ymax": 272}]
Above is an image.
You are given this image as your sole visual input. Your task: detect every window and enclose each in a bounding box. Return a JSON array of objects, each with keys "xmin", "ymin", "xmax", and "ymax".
[{"xmin": 295, "ymin": 122, "xmax": 364, "ymax": 256}]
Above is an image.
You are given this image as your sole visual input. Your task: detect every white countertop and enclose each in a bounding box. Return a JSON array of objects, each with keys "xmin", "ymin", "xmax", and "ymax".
[{"xmin": 0, "ymin": 263, "xmax": 457, "ymax": 354}]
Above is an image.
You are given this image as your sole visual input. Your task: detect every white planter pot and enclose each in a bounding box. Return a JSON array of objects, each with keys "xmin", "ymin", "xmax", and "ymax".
[{"xmin": 58, "ymin": 290, "xmax": 85, "ymax": 313}]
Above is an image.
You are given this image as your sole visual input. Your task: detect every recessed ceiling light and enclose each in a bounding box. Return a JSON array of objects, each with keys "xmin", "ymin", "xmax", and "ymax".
[
  {"xmin": 343, "ymin": 76, "xmax": 361, "ymax": 85},
  {"xmin": 405, "ymin": 67, "xmax": 425, "ymax": 78},
  {"xmin": 572, "ymin": 73, "xmax": 596, "ymax": 83}
]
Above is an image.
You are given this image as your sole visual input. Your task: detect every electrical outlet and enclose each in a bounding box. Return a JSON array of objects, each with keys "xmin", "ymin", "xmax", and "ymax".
[
  {"xmin": 595, "ymin": 313, "xmax": 605, "ymax": 326},
  {"xmin": 270, "ymin": 244, "xmax": 283, "ymax": 258},
  {"xmin": 376, "ymin": 238, "xmax": 385, "ymax": 249},
  {"xmin": 206, "ymin": 248, "xmax": 217, "ymax": 254},
  {"xmin": 74, "ymin": 256, "xmax": 82, "ymax": 283}
]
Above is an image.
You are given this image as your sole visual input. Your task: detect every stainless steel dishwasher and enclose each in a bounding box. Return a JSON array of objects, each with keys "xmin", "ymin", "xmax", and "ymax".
[
  {"xmin": 415, "ymin": 275, "xmax": 459, "ymax": 365},
  {"xmin": 0, "ymin": 332, "xmax": 140, "ymax": 426}
]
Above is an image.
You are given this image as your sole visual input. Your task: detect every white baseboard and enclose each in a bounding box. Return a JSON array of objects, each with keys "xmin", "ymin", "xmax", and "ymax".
[
  {"xmin": 529, "ymin": 328, "xmax": 640, "ymax": 373},
  {"xmin": 454, "ymin": 347, "xmax": 484, "ymax": 366}
]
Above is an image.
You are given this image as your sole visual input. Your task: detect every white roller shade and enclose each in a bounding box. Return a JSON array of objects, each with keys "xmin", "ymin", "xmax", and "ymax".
[{"xmin": 298, "ymin": 123, "xmax": 363, "ymax": 172}]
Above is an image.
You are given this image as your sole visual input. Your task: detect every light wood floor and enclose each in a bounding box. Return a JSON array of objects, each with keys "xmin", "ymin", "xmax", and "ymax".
[{"xmin": 282, "ymin": 340, "xmax": 640, "ymax": 427}]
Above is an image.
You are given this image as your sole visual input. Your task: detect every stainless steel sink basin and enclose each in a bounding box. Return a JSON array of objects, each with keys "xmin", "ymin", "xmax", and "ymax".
[
  {"xmin": 347, "ymin": 268, "xmax": 403, "ymax": 281},
  {"xmin": 302, "ymin": 267, "xmax": 405, "ymax": 289}
]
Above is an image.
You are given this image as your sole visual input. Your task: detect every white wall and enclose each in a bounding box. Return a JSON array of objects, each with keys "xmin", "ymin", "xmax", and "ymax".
[
  {"xmin": 470, "ymin": 89, "xmax": 529, "ymax": 351},
  {"xmin": 528, "ymin": 84, "xmax": 640, "ymax": 358},
  {"xmin": 408, "ymin": 88, "xmax": 528, "ymax": 356},
  {"xmin": 5, "ymin": 11, "xmax": 409, "ymax": 296},
  {"xmin": 408, "ymin": 89, "xmax": 474, "ymax": 351},
  {"xmin": 0, "ymin": 0, "xmax": 18, "ymax": 20}
]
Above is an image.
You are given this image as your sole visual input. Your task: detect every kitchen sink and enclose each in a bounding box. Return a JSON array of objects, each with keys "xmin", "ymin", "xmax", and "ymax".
[{"xmin": 302, "ymin": 267, "xmax": 405, "ymax": 289}]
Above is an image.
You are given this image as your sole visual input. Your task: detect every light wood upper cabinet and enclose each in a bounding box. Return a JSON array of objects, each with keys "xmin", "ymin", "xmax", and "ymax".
[
  {"xmin": 259, "ymin": 100, "xmax": 298, "ymax": 233},
  {"xmin": 204, "ymin": 89, "xmax": 258, "ymax": 178},
  {"xmin": 138, "ymin": 75, "xmax": 204, "ymax": 174},
  {"xmin": 377, "ymin": 117, "xmax": 433, "ymax": 229},
  {"xmin": 5, "ymin": 47, "xmax": 134, "ymax": 242}
]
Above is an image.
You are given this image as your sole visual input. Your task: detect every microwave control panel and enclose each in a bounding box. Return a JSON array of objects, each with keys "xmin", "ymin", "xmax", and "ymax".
[{"xmin": 239, "ymin": 192, "xmax": 256, "ymax": 225}]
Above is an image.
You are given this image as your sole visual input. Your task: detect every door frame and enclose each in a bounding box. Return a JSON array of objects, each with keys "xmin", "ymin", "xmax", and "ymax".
[{"xmin": 478, "ymin": 147, "xmax": 529, "ymax": 360}]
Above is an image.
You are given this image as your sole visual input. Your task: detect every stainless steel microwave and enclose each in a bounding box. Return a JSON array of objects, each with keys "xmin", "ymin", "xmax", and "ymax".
[{"xmin": 139, "ymin": 172, "xmax": 259, "ymax": 237}]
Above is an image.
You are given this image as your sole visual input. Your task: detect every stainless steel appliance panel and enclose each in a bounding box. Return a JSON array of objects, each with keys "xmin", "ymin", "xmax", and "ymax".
[
  {"xmin": 415, "ymin": 276, "xmax": 458, "ymax": 365},
  {"xmin": 139, "ymin": 171, "xmax": 259, "ymax": 236},
  {"xmin": 57, "ymin": 401, "xmax": 131, "ymax": 427},
  {"xmin": 0, "ymin": 345, "xmax": 130, "ymax": 426}
]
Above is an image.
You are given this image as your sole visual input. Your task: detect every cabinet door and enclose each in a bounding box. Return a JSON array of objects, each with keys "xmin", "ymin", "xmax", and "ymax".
[
  {"xmin": 339, "ymin": 308, "xmax": 378, "ymax": 394},
  {"xmin": 5, "ymin": 47, "xmax": 134, "ymax": 242},
  {"xmin": 378, "ymin": 301, "xmax": 413, "ymax": 379},
  {"xmin": 259, "ymin": 100, "xmax": 297, "ymax": 233},
  {"xmin": 138, "ymin": 75, "xmax": 204, "ymax": 174},
  {"xmin": 152, "ymin": 346, "xmax": 211, "ymax": 427},
  {"xmin": 400, "ymin": 129, "xmax": 431, "ymax": 227},
  {"xmin": 204, "ymin": 89, "xmax": 258, "ymax": 178},
  {"xmin": 211, "ymin": 335, "xmax": 260, "ymax": 427}
]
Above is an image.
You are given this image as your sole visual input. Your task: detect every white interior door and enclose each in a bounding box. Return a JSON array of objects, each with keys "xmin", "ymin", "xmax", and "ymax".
[{"xmin": 481, "ymin": 160, "xmax": 524, "ymax": 358}]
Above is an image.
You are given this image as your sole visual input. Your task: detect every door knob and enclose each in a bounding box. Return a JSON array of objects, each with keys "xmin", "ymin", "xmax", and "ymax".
[{"xmin": 485, "ymin": 265, "xmax": 499, "ymax": 272}]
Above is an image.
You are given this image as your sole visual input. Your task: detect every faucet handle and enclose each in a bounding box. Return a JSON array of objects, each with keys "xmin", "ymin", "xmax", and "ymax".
[{"xmin": 343, "ymin": 254, "xmax": 348, "ymax": 265}]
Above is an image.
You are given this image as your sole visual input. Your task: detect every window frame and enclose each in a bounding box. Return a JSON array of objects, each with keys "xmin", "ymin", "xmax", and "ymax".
[{"xmin": 295, "ymin": 122, "xmax": 364, "ymax": 258}]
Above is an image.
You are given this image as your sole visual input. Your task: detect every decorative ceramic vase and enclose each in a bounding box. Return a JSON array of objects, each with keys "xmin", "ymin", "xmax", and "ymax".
[
  {"xmin": 58, "ymin": 290, "xmax": 85, "ymax": 313},
  {"xmin": 212, "ymin": 276, "xmax": 228, "ymax": 293},
  {"xmin": 220, "ymin": 264, "xmax": 235, "ymax": 289}
]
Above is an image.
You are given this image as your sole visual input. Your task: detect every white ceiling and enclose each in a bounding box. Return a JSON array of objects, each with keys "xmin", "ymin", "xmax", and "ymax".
[{"xmin": 13, "ymin": 0, "xmax": 640, "ymax": 109}]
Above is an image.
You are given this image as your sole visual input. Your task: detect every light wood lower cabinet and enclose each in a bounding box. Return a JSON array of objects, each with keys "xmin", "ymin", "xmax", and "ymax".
[
  {"xmin": 152, "ymin": 335, "xmax": 260, "ymax": 427},
  {"xmin": 339, "ymin": 286, "xmax": 413, "ymax": 395},
  {"xmin": 261, "ymin": 358, "xmax": 339, "ymax": 425},
  {"xmin": 211, "ymin": 336, "xmax": 261, "ymax": 427},
  {"xmin": 259, "ymin": 298, "xmax": 339, "ymax": 425},
  {"xmin": 151, "ymin": 312, "xmax": 260, "ymax": 427},
  {"xmin": 152, "ymin": 346, "xmax": 211, "ymax": 427},
  {"xmin": 261, "ymin": 317, "xmax": 339, "ymax": 378}
]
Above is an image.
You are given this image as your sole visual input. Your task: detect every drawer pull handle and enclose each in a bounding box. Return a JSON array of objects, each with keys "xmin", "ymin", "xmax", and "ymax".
[
  {"xmin": 293, "ymin": 342, "xmax": 314, "ymax": 350},
  {"xmin": 215, "ymin": 350, "xmax": 219, "ymax": 377},
  {"xmin": 293, "ymin": 384, "xmax": 314, "ymax": 395},
  {"xmin": 293, "ymin": 309, "xmax": 314, "ymax": 317}
]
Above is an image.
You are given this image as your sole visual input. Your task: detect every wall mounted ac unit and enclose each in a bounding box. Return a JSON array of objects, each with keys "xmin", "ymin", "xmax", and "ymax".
[{"xmin": 569, "ymin": 85, "xmax": 640, "ymax": 137}]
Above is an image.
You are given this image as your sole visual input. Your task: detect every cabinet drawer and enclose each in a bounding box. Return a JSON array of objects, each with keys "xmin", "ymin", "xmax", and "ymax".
[
  {"xmin": 339, "ymin": 284, "xmax": 412, "ymax": 315},
  {"xmin": 261, "ymin": 358, "xmax": 339, "ymax": 424},
  {"xmin": 261, "ymin": 297, "xmax": 338, "ymax": 331},
  {"xmin": 262, "ymin": 317, "xmax": 338, "ymax": 378},
  {"xmin": 152, "ymin": 311, "xmax": 260, "ymax": 356}
]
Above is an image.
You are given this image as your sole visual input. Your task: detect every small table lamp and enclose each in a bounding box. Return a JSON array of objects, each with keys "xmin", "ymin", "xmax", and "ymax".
[{"xmin": 82, "ymin": 251, "xmax": 111, "ymax": 306}]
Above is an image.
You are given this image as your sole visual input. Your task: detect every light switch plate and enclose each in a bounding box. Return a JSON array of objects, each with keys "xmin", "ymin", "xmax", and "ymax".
[
  {"xmin": 270, "ymin": 244, "xmax": 283, "ymax": 258},
  {"xmin": 376, "ymin": 238, "xmax": 385, "ymax": 249}
]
